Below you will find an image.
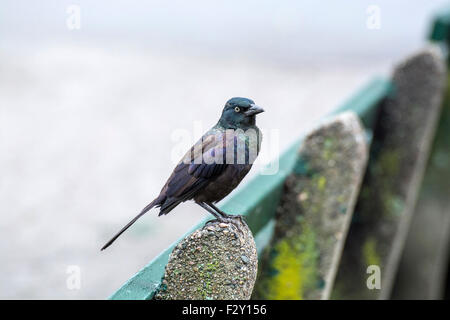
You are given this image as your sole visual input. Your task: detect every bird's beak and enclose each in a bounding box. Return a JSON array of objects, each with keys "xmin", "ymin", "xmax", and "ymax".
[{"xmin": 245, "ymin": 104, "xmax": 265, "ymax": 116}]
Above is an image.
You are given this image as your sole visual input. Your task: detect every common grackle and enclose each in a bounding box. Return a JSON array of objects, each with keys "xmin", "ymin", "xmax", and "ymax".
[{"xmin": 101, "ymin": 97, "xmax": 264, "ymax": 250}]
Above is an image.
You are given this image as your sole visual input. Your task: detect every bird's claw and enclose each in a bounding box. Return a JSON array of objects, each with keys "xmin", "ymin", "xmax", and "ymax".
[
  {"xmin": 204, "ymin": 218, "xmax": 221, "ymax": 228},
  {"xmin": 221, "ymin": 214, "xmax": 246, "ymax": 234},
  {"xmin": 203, "ymin": 215, "xmax": 246, "ymax": 235},
  {"xmin": 229, "ymin": 214, "xmax": 246, "ymax": 225}
]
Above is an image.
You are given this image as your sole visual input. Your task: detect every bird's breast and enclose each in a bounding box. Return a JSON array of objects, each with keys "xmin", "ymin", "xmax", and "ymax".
[
  {"xmin": 193, "ymin": 125, "xmax": 262, "ymax": 203},
  {"xmin": 223, "ymin": 126, "xmax": 262, "ymax": 165},
  {"xmin": 194, "ymin": 164, "xmax": 253, "ymax": 203}
]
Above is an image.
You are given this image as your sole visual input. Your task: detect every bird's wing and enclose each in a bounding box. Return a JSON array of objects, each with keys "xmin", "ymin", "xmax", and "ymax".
[
  {"xmin": 101, "ymin": 130, "xmax": 231, "ymax": 249},
  {"xmin": 187, "ymin": 133, "xmax": 229, "ymax": 178},
  {"xmin": 159, "ymin": 130, "xmax": 228, "ymax": 212}
]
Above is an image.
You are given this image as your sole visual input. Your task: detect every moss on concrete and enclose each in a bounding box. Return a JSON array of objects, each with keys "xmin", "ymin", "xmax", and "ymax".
[
  {"xmin": 259, "ymin": 221, "xmax": 319, "ymax": 299},
  {"xmin": 363, "ymin": 237, "xmax": 381, "ymax": 267},
  {"xmin": 254, "ymin": 112, "xmax": 368, "ymax": 300},
  {"xmin": 154, "ymin": 219, "xmax": 257, "ymax": 300}
]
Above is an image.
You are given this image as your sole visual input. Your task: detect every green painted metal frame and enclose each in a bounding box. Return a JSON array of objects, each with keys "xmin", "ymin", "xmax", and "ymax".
[
  {"xmin": 430, "ymin": 6, "xmax": 450, "ymax": 62},
  {"xmin": 109, "ymin": 77, "xmax": 391, "ymax": 300},
  {"xmin": 430, "ymin": 6, "xmax": 450, "ymax": 43}
]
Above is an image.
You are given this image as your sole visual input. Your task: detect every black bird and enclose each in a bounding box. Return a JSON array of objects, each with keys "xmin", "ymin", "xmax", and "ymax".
[{"xmin": 101, "ymin": 97, "xmax": 264, "ymax": 250}]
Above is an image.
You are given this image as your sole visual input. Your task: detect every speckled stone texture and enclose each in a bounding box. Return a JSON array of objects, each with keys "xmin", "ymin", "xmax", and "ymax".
[
  {"xmin": 253, "ymin": 111, "xmax": 368, "ymax": 300},
  {"xmin": 154, "ymin": 218, "xmax": 257, "ymax": 300}
]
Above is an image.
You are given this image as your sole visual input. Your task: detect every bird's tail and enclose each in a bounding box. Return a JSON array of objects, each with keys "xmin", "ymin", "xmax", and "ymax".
[{"xmin": 101, "ymin": 198, "xmax": 159, "ymax": 251}]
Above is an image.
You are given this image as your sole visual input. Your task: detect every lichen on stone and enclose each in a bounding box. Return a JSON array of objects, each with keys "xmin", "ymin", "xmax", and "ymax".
[
  {"xmin": 254, "ymin": 112, "xmax": 368, "ymax": 300},
  {"xmin": 257, "ymin": 220, "xmax": 319, "ymax": 300},
  {"xmin": 154, "ymin": 218, "xmax": 258, "ymax": 300},
  {"xmin": 363, "ymin": 237, "xmax": 381, "ymax": 267}
]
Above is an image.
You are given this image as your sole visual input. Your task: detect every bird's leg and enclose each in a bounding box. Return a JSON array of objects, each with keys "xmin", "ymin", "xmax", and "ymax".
[
  {"xmin": 205, "ymin": 203, "xmax": 246, "ymax": 233},
  {"xmin": 207, "ymin": 202, "xmax": 245, "ymax": 223},
  {"xmin": 206, "ymin": 202, "xmax": 230, "ymax": 218},
  {"xmin": 196, "ymin": 202, "xmax": 226, "ymax": 225},
  {"xmin": 199, "ymin": 202, "xmax": 245, "ymax": 235},
  {"xmin": 197, "ymin": 202, "xmax": 245, "ymax": 233}
]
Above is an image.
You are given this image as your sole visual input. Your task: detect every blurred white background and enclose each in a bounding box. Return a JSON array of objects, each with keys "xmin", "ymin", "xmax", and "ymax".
[{"xmin": 0, "ymin": 0, "xmax": 447, "ymax": 298}]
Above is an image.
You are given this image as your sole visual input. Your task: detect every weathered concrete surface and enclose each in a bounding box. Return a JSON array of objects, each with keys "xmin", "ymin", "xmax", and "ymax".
[
  {"xmin": 332, "ymin": 46, "xmax": 446, "ymax": 299},
  {"xmin": 253, "ymin": 112, "xmax": 368, "ymax": 300},
  {"xmin": 391, "ymin": 74, "xmax": 450, "ymax": 299},
  {"xmin": 154, "ymin": 219, "xmax": 257, "ymax": 300}
]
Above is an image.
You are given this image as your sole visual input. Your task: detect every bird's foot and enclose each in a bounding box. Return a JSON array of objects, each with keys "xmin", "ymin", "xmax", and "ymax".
[
  {"xmin": 203, "ymin": 215, "xmax": 246, "ymax": 234},
  {"xmin": 220, "ymin": 214, "xmax": 246, "ymax": 234},
  {"xmin": 204, "ymin": 218, "xmax": 221, "ymax": 228},
  {"xmin": 225, "ymin": 214, "xmax": 245, "ymax": 224}
]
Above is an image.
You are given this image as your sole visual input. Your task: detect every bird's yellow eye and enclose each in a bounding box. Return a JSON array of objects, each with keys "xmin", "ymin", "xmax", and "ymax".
[{"xmin": 234, "ymin": 107, "xmax": 240, "ymax": 112}]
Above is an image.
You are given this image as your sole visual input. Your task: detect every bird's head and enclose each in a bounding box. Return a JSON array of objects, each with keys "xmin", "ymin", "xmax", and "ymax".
[{"xmin": 218, "ymin": 97, "xmax": 264, "ymax": 129}]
